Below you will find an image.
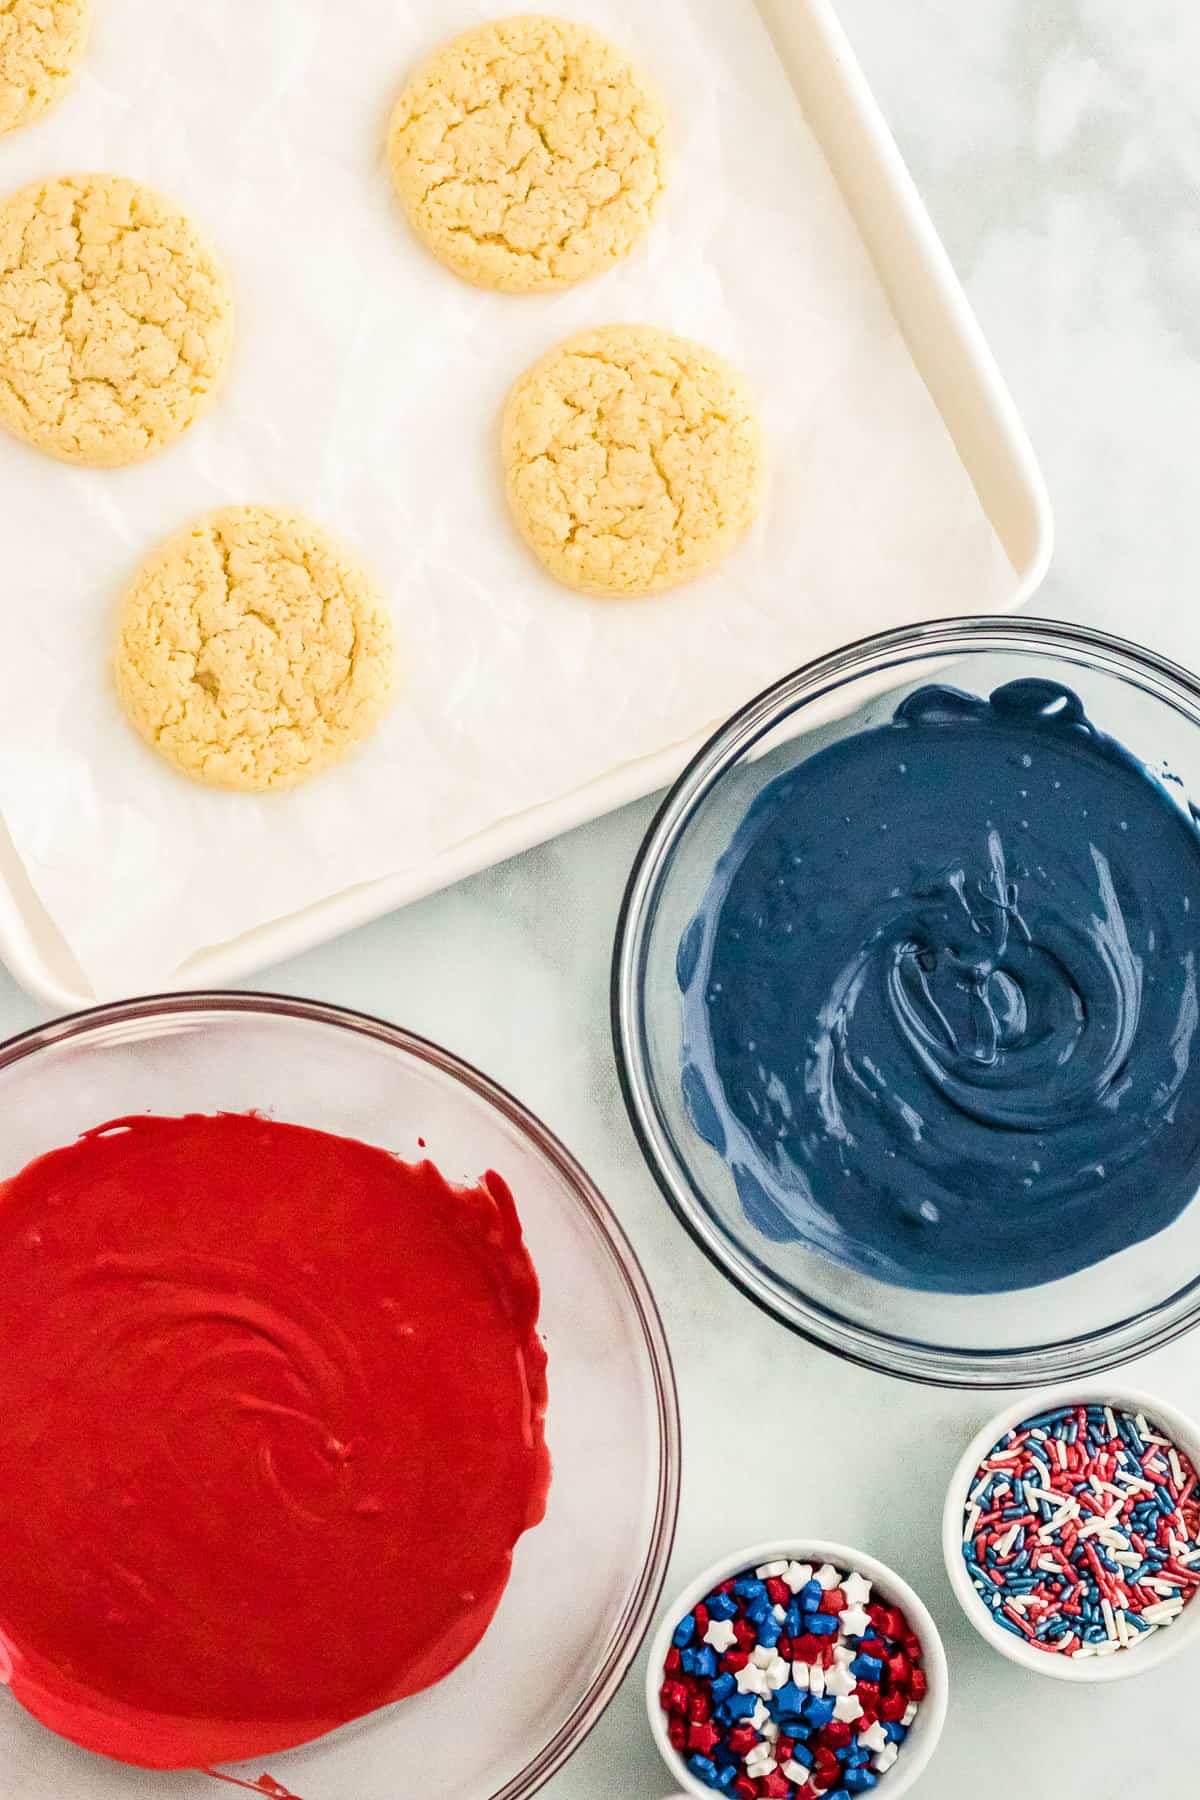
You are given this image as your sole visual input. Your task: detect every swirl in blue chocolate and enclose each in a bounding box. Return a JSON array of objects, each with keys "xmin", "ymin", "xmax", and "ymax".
[{"xmin": 679, "ymin": 681, "xmax": 1200, "ymax": 1293}]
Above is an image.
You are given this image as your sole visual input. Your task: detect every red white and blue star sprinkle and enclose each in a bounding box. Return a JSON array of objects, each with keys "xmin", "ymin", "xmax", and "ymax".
[
  {"xmin": 659, "ymin": 1559, "xmax": 926, "ymax": 1796},
  {"xmin": 962, "ymin": 1402, "xmax": 1200, "ymax": 1658}
]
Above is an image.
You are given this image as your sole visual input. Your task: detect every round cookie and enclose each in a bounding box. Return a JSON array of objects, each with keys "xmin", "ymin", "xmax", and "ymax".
[
  {"xmin": 388, "ymin": 14, "xmax": 667, "ymax": 293},
  {"xmin": 502, "ymin": 324, "xmax": 765, "ymax": 596},
  {"xmin": 114, "ymin": 507, "xmax": 395, "ymax": 793},
  {"xmin": 0, "ymin": 173, "xmax": 233, "ymax": 466},
  {"xmin": 0, "ymin": 0, "xmax": 89, "ymax": 136}
]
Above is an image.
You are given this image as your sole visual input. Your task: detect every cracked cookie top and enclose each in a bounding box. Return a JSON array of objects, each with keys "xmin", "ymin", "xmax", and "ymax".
[
  {"xmin": 0, "ymin": 0, "xmax": 90, "ymax": 137},
  {"xmin": 114, "ymin": 506, "xmax": 395, "ymax": 792},
  {"xmin": 387, "ymin": 14, "xmax": 667, "ymax": 293},
  {"xmin": 0, "ymin": 173, "xmax": 234, "ymax": 466},
  {"xmin": 502, "ymin": 324, "xmax": 765, "ymax": 596}
]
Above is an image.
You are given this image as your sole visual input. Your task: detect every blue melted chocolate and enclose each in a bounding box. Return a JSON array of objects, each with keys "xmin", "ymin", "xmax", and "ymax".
[{"xmin": 679, "ymin": 681, "xmax": 1200, "ymax": 1292}]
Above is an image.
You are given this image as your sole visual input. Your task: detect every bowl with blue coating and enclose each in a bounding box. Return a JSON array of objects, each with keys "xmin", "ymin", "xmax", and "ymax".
[{"xmin": 613, "ymin": 617, "xmax": 1200, "ymax": 1386}]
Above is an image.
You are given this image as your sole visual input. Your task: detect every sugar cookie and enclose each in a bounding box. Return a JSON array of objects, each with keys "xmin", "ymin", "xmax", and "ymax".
[
  {"xmin": 115, "ymin": 507, "xmax": 395, "ymax": 792},
  {"xmin": 502, "ymin": 324, "xmax": 765, "ymax": 596},
  {"xmin": 388, "ymin": 15, "xmax": 667, "ymax": 293},
  {"xmin": 0, "ymin": 0, "xmax": 89, "ymax": 136},
  {"xmin": 0, "ymin": 173, "xmax": 233, "ymax": 466}
]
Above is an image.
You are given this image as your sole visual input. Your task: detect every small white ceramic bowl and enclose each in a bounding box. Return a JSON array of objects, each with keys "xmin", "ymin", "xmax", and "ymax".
[
  {"xmin": 943, "ymin": 1384, "xmax": 1200, "ymax": 1683},
  {"xmin": 644, "ymin": 1538, "xmax": 949, "ymax": 1800}
]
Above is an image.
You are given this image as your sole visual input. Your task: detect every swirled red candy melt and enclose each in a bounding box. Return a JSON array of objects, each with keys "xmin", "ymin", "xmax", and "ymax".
[{"xmin": 659, "ymin": 1558, "xmax": 925, "ymax": 1796}]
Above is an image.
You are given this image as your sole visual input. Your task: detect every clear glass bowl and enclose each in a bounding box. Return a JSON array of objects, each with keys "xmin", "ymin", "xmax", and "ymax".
[
  {"xmin": 0, "ymin": 993, "xmax": 680, "ymax": 1800},
  {"xmin": 612, "ymin": 617, "xmax": 1200, "ymax": 1388}
]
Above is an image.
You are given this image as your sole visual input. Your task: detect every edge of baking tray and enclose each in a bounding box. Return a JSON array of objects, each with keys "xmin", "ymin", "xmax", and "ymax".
[{"xmin": 0, "ymin": 0, "xmax": 1054, "ymax": 1012}]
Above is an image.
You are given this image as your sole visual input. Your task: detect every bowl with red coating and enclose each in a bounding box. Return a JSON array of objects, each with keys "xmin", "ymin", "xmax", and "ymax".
[
  {"xmin": 0, "ymin": 991, "xmax": 680, "ymax": 1800},
  {"xmin": 645, "ymin": 1538, "xmax": 949, "ymax": 1800}
]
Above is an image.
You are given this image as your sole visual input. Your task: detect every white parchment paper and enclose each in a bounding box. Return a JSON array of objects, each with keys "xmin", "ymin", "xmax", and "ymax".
[{"xmin": 0, "ymin": 0, "xmax": 1016, "ymax": 995}]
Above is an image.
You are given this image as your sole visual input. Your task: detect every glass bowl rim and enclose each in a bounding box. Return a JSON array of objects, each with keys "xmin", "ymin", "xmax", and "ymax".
[
  {"xmin": 611, "ymin": 613, "xmax": 1200, "ymax": 1390},
  {"xmin": 0, "ymin": 988, "xmax": 682, "ymax": 1800}
]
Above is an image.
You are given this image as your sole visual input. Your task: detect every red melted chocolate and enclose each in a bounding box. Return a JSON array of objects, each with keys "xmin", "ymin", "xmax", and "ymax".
[{"xmin": 0, "ymin": 1114, "xmax": 550, "ymax": 1769}]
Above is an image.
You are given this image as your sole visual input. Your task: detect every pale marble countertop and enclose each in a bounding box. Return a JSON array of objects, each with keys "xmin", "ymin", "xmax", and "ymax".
[{"xmin": 2, "ymin": 3, "xmax": 1198, "ymax": 1797}]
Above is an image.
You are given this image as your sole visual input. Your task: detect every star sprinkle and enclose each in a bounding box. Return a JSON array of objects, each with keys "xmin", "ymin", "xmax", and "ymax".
[
  {"xmin": 842, "ymin": 1571, "xmax": 873, "ymax": 1608},
  {"xmin": 660, "ymin": 1557, "xmax": 927, "ymax": 1795}
]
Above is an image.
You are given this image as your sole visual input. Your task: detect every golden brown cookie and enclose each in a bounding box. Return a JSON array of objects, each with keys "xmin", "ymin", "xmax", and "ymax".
[
  {"xmin": 0, "ymin": 0, "xmax": 89, "ymax": 137},
  {"xmin": 0, "ymin": 173, "xmax": 234, "ymax": 466},
  {"xmin": 388, "ymin": 14, "xmax": 667, "ymax": 293},
  {"xmin": 502, "ymin": 324, "xmax": 765, "ymax": 596},
  {"xmin": 114, "ymin": 507, "xmax": 395, "ymax": 792}
]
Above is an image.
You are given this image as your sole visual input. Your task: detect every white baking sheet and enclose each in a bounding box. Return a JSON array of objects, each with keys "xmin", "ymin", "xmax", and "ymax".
[{"xmin": 0, "ymin": 0, "xmax": 1016, "ymax": 997}]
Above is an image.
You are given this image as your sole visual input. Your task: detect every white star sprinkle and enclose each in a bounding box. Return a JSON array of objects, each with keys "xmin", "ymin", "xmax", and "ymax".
[
  {"xmin": 842, "ymin": 1571, "xmax": 873, "ymax": 1607},
  {"xmin": 839, "ymin": 1604, "xmax": 872, "ymax": 1639},
  {"xmin": 784, "ymin": 1561, "xmax": 813, "ymax": 1594},
  {"xmin": 704, "ymin": 1618, "xmax": 737, "ymax": 1654}
]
